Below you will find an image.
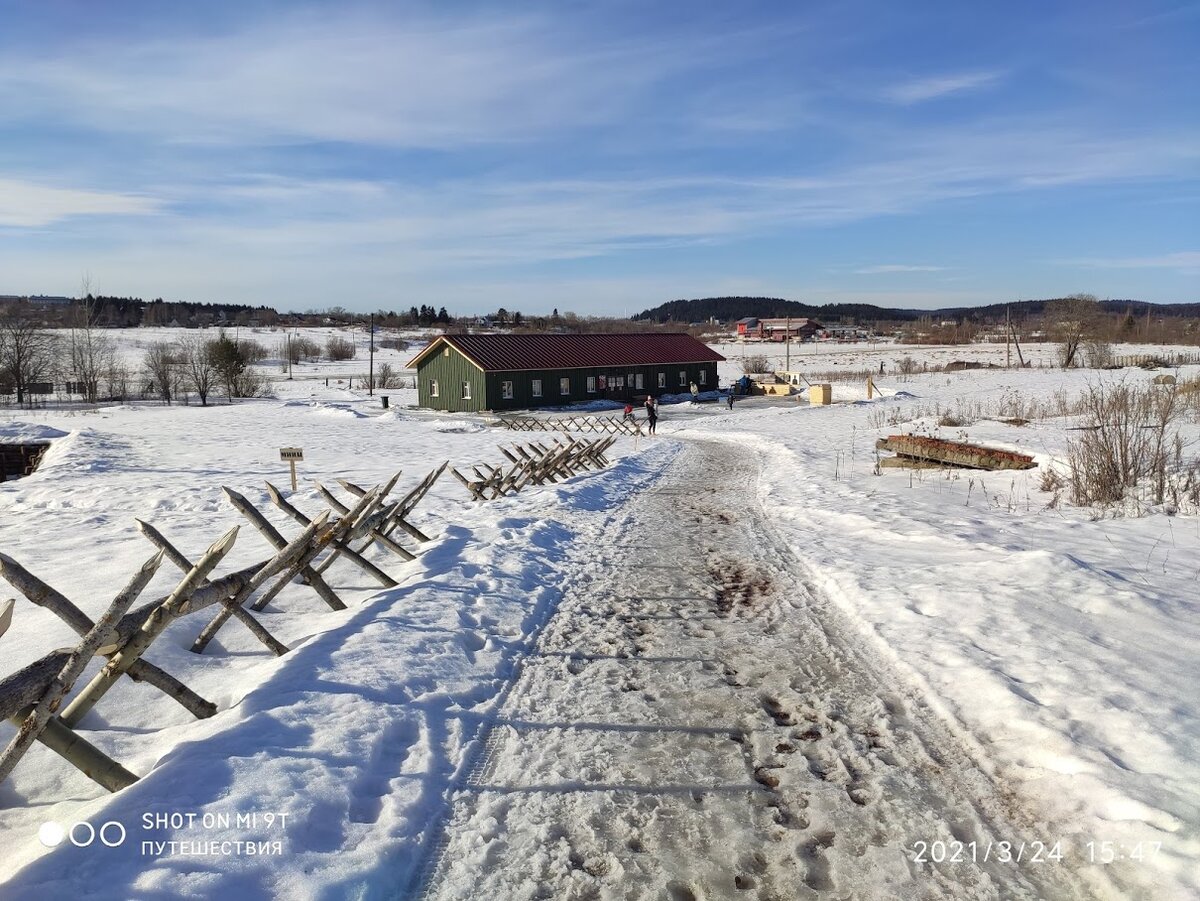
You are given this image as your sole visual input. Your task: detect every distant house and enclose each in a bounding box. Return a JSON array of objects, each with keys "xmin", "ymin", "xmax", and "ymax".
[
  {"xmin": 737, "ymin": 317, "xmax": 822, "ymax": 341},
  {"xmin": 408, "ymin": 333, "xmax": 726, "ymax": 413}
]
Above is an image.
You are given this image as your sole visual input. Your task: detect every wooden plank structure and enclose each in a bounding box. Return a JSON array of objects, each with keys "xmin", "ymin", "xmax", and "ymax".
[
  {"xmin": 500, "ymin": 414, "xmax": 643, "ymax": 436},
  {"xmin": 0, "ymin": 442, "xmax": 50, "ymax": 483},
  {"xmin": 0, "ymin": 463, "xmax": 448, "ymax": 795},
  {"xmin": 452, "ymin": 436, "xmax": 617, "ymax": 501},
  {"xmin": 876, "ymin": 435, "xmax": 1036, "ymax": 471}
]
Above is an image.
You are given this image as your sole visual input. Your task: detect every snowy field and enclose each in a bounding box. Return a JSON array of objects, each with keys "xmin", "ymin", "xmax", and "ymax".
[{"xmin": 1, "ymin": 329, "xmax": 1198, "ymax": 898}]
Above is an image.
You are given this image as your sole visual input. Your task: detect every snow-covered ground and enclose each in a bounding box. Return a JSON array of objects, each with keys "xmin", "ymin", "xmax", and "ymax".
[{"xmin": 1, "ymin": 330, "xmax": 1198, "ymax": 898}]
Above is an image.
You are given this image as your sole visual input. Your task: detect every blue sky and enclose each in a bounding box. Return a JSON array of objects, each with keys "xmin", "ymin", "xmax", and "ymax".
[{"xmin": 0, "ymin": 1, "xmax": 1197, "ymax": 315}]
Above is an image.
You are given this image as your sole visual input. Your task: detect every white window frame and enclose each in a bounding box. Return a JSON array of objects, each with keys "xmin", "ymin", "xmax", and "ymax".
[
  {"xmin": 559, "ymin": 377, "xmax": 570, "ymax": 396},
  {"xmin": 461, "ymin": 381, "xmax": 471, "ymax": 400},
  {"xmin": 658, "ymin": 372, "xmax": 666, "ymax": 388},
  {"xmin": 532, "ymin": 378, "xmax": 543, "ymax": 398},
  {"xmin": 615, "ymin": 375, "xmax": 625, "ymax": 388},
  {"xmin": 679, "ymin": 370, "xmax": 688, "ymax": 387},
  {"xmin": 586, "ymin": 376, "xmax": 596, "ymax": 393},
  {"xmin": 501, "ymin": 380, "xmax": 514, "ymax": 399},
  {"xmin": 429, "ymin": 379, "xmax": 439, "ymax": 397},
  {"xmin": 699, "ymin": 369, "xmax": 707, "ymax": 385},
  {"xmin": 636, "ymin": 374, "xmax": 644, "ymax": 390}
]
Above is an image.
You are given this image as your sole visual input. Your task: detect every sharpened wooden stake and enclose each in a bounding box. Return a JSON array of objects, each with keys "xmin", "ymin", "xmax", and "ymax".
[
  {"xmin": 224, "ymin": 488, "xmax": 346, "ymax": 611},
  {"xmin": 0, "ymin": 554, "xmax": 217, "ymax": 719},
  {"xmin": 265, "ymin": 483, "xmax": 396, "ymax": 586},
  {"xmin": 0, "ymin": 552, "xmax": 159, "ymax": 787},
  {"xmin": 59, "ymin": 527, "xmax": 239, "ymax": 728}
]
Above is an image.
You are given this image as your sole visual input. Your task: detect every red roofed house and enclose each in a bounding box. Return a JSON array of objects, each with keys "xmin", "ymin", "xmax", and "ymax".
[{"xmin": 407, "ymin": 333, "xmax": 726, "ymax": 412}]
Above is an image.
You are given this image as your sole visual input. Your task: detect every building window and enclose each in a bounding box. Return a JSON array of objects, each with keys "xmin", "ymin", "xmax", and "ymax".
[
  {"xmin": 699, "ymin": 370, "xmax": 707, "ymax": 385},
  {"xmin": 532, "ymin": 379, "xmax": 543, "ymax": 397},
  {"xmin": 429, "ymin": 379, "xmax": 439, "ymax": 397},
  {"xmin": 636, "ymin": 374, "xmax": 644, "ymax": 390},
  {"xmin": 679, "ymin": 370, "xmax": 687, "ymax": 386},
  {"xmin": 502, "ymin": 380, "xmax": 514, "ymax": 399},
  {"xmin": 461, "ymin": 381, "xmax": 471, "ymax": 400},
  {"xmin": 586, "ymin": 376, "xmax": 596, "ymax": 393},
  {"xmin": 658, "ymin": 372, "xmax": 666, "ymax": 388},
  {"xmin": 615, "ymin": 375, "xmax": 625, "ymax": 388},
  {"xmin": 627, "ymin": 372, "xmax": 635, "ymax": 387},
  {"xmin": 560, "ymin": 377, "xmax": 571, "ymax": 395}
]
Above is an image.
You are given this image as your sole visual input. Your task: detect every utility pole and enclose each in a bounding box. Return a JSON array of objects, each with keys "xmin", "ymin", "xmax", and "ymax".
[
  {"xmin": 1006, "ymin": 306, "xmax": 1011, "ymax": 369},
  {"xmin": 368, "ymin": 313, "xmax": 375, "ymax": 396},
  {"xmin": 785, "ymin": 316, "xmax": 791, "ymax": 372},
  {"xmin": 287, "ymin": 331, "xmax": 293, "ymax": 380}
]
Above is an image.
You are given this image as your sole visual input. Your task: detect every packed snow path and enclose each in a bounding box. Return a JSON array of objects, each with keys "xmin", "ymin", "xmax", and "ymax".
[{"xmin": 415, "ymin": 439, "xmax": 1095, "ymax": 901}]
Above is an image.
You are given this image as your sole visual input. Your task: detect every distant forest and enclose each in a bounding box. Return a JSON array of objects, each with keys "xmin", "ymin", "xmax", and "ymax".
[
  {"xmin": 634, "ymin": 296, "xmax": 1200, "ymax": 326},
  {"xmin": 1, "ymin": 296, "xmax": 453, "ymax": 329}
]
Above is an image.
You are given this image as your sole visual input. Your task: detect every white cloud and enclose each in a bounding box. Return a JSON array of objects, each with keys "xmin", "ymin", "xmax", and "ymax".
[
  {"xmin": 885, "ymin": 70, "xmax": 1004, "ymax": 104},
  {"xmin": 0, "ymin": 12, "xmax": 700, "ymax": 148},
  {"xmin": 1059, "ymin": 251, "xmax": 1200, "ymax": 274},
  {"xmin": 0, "ymin": 179, "xmax": 159, "ymax": 227},
  {"xmin": 853, "ymin": 264, "xmax": 946, "ymax": 274}
]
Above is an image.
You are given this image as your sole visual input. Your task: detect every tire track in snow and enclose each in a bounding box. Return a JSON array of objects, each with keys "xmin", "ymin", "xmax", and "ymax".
[{"xmin": 417, "ymin": 439, "xmax": 1102, "ymax": 900}]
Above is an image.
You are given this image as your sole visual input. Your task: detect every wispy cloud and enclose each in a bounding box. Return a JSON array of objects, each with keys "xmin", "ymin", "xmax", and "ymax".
[
  {"xmin": 885, "ymin": 70, "xmax": 1004, "ymax": 104},
  {"xmin": 1059, "ymin": 251, "xmax": 1200, "ymax": 274},
  {"xmin": 0, "ymin": 12, "xmax": 707, "ymax": 149},
  {"xmin": 0, "ymin": 178, "xmax": 159, "ymax": 227},
  {"xmin": 853, "ymin": 264, "xmax": 946, "ymax": 274}
]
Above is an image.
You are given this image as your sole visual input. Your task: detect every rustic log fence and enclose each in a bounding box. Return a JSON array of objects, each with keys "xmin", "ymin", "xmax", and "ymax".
[
  {"xmin": 0, "ymin": 462, "xmax": 448, "ymax": 796},
  {"xmin": 500, "ymin": 413, "xmax": 644, "ymax": 436},
  {"xmin": 452, "ymin": 436, "xmax": 617, "ymax": 502}
]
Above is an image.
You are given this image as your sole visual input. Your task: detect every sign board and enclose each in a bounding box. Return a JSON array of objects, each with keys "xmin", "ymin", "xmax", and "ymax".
[{"xmin": 279, "ymin": 448, "xmax": 304, "ymax": 461}]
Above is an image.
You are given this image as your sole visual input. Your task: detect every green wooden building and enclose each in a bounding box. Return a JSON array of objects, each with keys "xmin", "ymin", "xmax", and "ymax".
[{"xmin": 408, "ymin": 333, "xmax": 726, "ymax": 413}]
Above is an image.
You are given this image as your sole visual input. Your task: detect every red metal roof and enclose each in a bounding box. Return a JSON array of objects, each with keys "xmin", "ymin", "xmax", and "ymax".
[{"xmin": 410, "ymin": 333, "xmax": 725, "ymax": 372}]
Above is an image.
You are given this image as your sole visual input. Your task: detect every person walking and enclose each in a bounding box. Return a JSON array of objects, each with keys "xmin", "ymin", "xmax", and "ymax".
[
  {"xmin": 689, "ymin": 381, "xmax": 699, "ymax": 403},
  {"xmin": 645, "ymin": 396, "xmax": 658, "ymax": 435},
  {"xmin": 727, "ymin": 392, "xmax": 734, "ymax": 411}
]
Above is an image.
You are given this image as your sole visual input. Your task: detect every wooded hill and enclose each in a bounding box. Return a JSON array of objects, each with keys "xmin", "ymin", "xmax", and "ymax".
[{"xmin": 634, "ymin": 296, "xmax": 1200, "ymax": 326}]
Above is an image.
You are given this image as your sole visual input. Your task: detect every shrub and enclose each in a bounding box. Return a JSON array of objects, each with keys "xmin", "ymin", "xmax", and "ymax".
[
  {"xmin": 327, "ymin": 336, "xmax": 356, "ymax": 361},
  {"xmin": 1067, "ymin": 382, "xmax": 1183, "ymax": 507},
  {"xmin": 742, "ymin": 355, "xmax": 772, "ymax": 374}
]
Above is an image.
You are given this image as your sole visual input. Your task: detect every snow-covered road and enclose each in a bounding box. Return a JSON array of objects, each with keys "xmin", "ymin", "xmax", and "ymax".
[{"xmin": 417, "ymin": 439, "xmax": 1104, "ymax": 900}]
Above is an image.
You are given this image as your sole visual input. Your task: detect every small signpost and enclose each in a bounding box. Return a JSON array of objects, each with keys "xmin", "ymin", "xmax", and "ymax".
[{"xmin": 280, "ymin": 447, "xmax": 304, "ymax": 491}]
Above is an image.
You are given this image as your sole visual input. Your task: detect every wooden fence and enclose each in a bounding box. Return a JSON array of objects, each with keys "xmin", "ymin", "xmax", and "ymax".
[
  {"xmin": 0, "ymin": 428, "xmax": 622, "ymax": 798},
  {"xmin": 0, "ymin": 463, "xmax": 447, "ymax": 794},
  {"xmin": 452, "ymin": 437, "xmax": 617, "ymax": 502},
  {"xmin": 500, "ymin": 414, "xmax": 644, "ymax": 436}
]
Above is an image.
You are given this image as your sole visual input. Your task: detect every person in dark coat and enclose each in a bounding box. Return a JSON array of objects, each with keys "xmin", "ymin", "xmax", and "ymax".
[{"xmin": 644, "ymin": 396, "xmax": 658, "ymax": 434}]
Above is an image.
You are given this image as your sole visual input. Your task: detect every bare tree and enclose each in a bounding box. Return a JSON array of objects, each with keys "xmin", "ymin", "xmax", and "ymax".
[
  {"xmin": 0, "ymin": 302, "xmax": 58, "ymax": 406},
  {"xmin": 142, "ymin": 341, "xmax": 181, "ymax": 404},
  {"xmin": 67, "ymin": 275, "xmax": 116, "ymax": 403},
  {"xmin": 1047, "ymin": 294, "xmax": 1102, "ymax": 369},
  {"xmin": 177, "ymin": 334, "xmax": 216, "ymax": 406}
]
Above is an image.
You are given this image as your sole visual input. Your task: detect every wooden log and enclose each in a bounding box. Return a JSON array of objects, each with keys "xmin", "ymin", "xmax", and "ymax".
[
  {"xmin": 8, "ymin": 708, "xmax": 138, "ymax": 792},
  {"xmin": 224, "ymin": 489, "xmax": 346, "ymax": 611},
  {"xmin": 0, "ymin": 555, "xmax": 156, "ymax": 785},
  {"xmin": 0, "ymin": 651, "xmax": 70, "ymax": 722},
  {"xmin": 58, "ymin": 528, "xmax": 239, "ymax": 728},
  {"xmin": 135, "ymin": 519, "xmax": 296, "ymax": 657},
  {"xmin": 0, "ymin": 554, "xmax": 216, "ymax": 718},
  {"xmin": 875, "ymin": 435, "xmax": 1036, "ymax": 471},
  {"xmin": 266, "ymin": 484, "xmax": 396, "ymax": 587}
]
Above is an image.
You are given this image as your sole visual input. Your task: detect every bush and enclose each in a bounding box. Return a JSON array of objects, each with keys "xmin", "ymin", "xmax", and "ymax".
[
  {"xmin": 1067, "ymin": 382, "xmax": 1183, "ymax": 507},
  {"xmin": 742, "ymin": 355, "xmax": 772, "ymax": 374},
  {"xmin": 327, "ymin": 336, "xmax": 356, "ymax": 361}
]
